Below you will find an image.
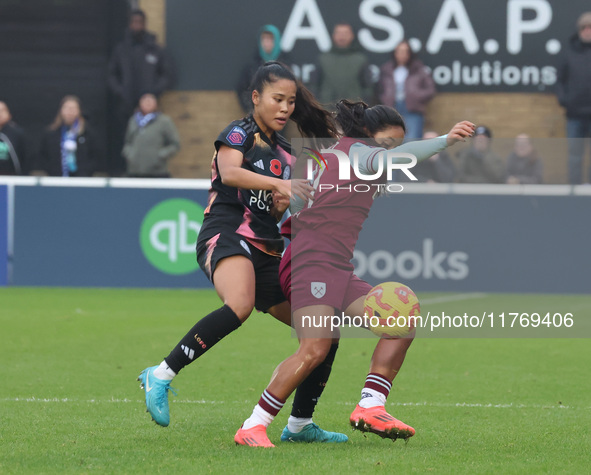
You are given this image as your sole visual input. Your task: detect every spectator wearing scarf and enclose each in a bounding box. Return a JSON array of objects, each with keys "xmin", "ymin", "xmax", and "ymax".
[
  {"xmin": 35, "ymin": 95, "xmax": 101, "ymax": 177},
  {"xmin": 0, "ymin": 101, "xmax": 27, "ymax": 175},
  {"xmin": 122, "ymin": 93, "xmax": 180, "ymax": 177}
]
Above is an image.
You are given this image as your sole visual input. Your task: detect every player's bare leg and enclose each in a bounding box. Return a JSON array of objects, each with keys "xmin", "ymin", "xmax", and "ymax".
[
  {"xmin": 236, "ymin": 305, "xmax": 338, "ymax": 447},
  {"xmin": 345, "ymin": 296, "xmax": 416, "ymax": 440},
  {"xmin": 266, "ymin": 306, "xmax": 336, "ymax": 399},
  {"xmin": 139, "ymin": 256, "xmax": 255, "ymax": 426},
  {"xmin": 211, "ymin": 255, "xmax": 256, "ymax": 321},
  {"xmin": 265, "ymin": 303, "xmax": 346, "ymax": 442}
]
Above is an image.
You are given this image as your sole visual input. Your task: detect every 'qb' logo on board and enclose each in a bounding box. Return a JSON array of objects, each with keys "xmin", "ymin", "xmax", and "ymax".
[{"xmin": 140, "ymin": 199, "xmax": 204, "ymax": 275}]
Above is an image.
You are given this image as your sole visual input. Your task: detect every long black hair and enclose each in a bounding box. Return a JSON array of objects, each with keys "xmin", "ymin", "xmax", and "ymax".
[
  {"xmin": 249, "ymin": 61, "xmax": 338, "ymax": 140},
  {"xmin": 335, "ymin": 99, "xmax": 406, "ymax": 138}
]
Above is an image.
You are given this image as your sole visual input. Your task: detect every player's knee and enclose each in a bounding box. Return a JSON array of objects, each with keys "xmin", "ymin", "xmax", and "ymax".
[
  {"xmin": 224, "ymin": 297, "xmax": 254, "ymax": 322},
  {"xmin": 299, "ymin": 341, "xmax": 332, "ymax": 369}
]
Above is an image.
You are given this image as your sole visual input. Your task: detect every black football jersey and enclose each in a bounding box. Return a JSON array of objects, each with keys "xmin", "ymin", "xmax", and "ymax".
[{"xmin": 203, "ymin": 115, "xmax": 293, "ymax": 256}]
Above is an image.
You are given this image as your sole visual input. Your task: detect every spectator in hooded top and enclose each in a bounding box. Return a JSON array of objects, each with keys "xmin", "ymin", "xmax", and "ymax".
[
  {"xmin": 107, "ymin": 9, "xmax": 175, "ymax": 175},
  {"xmin": 457, "ymin": 126, "xmax": 504, "ymax": 184},
  {"xmin": 556, "ymin": 11, "xmax": 591, "ymax": 184},
  {"xmin": 0, "ymin": 101, "xmax": 26, "ymax": 175},
  {"xmin": 313, "ymin": 23, "xmax": 373, "ymax": 106},
  {"xmin": 377, "ymin": 39, "xmax": 436, "ymax": 140},
  {"xmin": 122, "ymin": 93, "xmax": 180, "ymax": 178},
  {"xmin": 236, "ymin": 25, "xmax": 290, "ymax": 113},
  {"xmin": 34, "ymin": 95, "xmax": 102, "ymax": 177},
  {"xmin": 505, "ymin": 134, "xmax": 543, "ymax": 184}
]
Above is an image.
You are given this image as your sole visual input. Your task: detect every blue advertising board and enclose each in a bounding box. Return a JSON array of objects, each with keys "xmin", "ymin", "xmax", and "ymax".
[
  {"xmin": 353, "ymin": 192, "xmax": 590, "ymax": 294},
  {"xmin": 0, "ymin": 185, "xmax": 7, "ymax": 286},
  {"xmin": 12, "ymin": 186, "xmax": 212, "ymax": 288},
  {"xmin": 9, "ymin": 183, "xmax": 591, "ymax": 293}
]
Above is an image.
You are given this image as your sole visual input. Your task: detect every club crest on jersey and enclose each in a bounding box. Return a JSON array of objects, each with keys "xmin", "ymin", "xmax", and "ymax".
[
  {"xmin": 311, "ymin": 282, "xmax": 326, "ymax": 299},
  {"xmin": 226, "ymin": 126, "xmax": 247, "ymax": 146},
  {"xmin": 283, "ymin": 165, "xmax": 291, "ymax": 180}
]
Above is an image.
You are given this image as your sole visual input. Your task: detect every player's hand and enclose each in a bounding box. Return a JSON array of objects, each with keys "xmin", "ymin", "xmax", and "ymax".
[
  {"xmin": 271, "ymin": 190, "xmax": 291, "ymax": 214},
  {"xmin": 446, "ymin": 121, "xmax": 475, "ymax": 146},
  {"xmin": 274, "ymin": 179, "xmax": 314, "ymax": 203}
]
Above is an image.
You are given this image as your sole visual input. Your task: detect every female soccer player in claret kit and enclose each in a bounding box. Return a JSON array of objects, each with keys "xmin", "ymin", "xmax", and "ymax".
[
  {"xmin": 235, "ymin": 100, "xmax": 474, "ymax": 447},
  {"xmin": 138, "ymin": 62, "xmax": 348, "ymax": 443}
]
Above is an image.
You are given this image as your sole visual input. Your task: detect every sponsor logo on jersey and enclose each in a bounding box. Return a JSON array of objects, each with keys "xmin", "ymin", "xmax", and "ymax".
[
  {"xmin": 283, "ymin": 165, "xmax": 291, "ymax": 180},
  {"xmin": 254, "ymin": 159, "xmax": 264, "ymax": 170},
  {"xmin": 226, "ymin": 126, "xmax": 247, "ymax": 146}
]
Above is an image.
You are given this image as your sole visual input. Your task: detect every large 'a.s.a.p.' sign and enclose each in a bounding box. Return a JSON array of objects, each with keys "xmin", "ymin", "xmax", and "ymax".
[{"xmin": 167, "ymin": 0, "xmax": 588, "ymax": 92}]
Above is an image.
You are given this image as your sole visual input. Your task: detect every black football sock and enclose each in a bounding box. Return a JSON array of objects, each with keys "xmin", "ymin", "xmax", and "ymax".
[
  {"xmin": 290, "ymin": 343, "xmax": 339, "ymax": 418},
  {"xmin": 164, "ymin": 304, "xmax": 241, "ymax": 374}
]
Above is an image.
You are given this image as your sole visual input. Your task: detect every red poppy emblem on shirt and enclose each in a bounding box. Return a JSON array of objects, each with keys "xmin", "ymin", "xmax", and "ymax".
[{"xmin": 270, "ymin": 159, "xmax": 282, "ymax": 176}]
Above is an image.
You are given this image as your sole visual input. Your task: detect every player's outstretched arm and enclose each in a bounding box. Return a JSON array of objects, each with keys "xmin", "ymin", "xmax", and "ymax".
[
  {"xmin": 445, "ymin": 121, "xmax": 475, "ymax": 146},
  {"xmin": 385, "ymin": 120, "xmax": 474, "ymax": 165}
]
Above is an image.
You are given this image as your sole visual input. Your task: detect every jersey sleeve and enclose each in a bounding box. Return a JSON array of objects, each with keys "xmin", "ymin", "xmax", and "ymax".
[
  {"xmin": 392, "ymin": 136, "xmax": 448, "ymax": 163},
  {"xmin": 214, "ymin": 121, "xmax": 252, "ymax": 154},
  {"xmin": 361, "ymin": 135, "xmax": 449, "ymax": 173},
  {"xmin": 349, "ymin": 142, "xmax": 386, "ymax": 175}
]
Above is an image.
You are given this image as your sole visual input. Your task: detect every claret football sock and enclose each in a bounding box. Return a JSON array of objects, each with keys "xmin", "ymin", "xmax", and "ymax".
[
  {"xmin": 164, "ymin": 305, "xmax": 241, "ymax": 374},
  {"xmin": 243, "ymin": 390, "xmax": 285, "ymax": 430},
  {"xmin": 358, "ymin": 373, "xmax": 392, "ymax": 408}
]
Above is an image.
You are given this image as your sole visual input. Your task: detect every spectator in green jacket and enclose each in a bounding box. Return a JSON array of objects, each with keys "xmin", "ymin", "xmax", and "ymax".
[
  {"xmin": 313, "ymin": 23, "xmax": 373, "ymax": 106},
  {"xmin": 122, "ymin": 93, "xmax": 180, "ymax": 178}
]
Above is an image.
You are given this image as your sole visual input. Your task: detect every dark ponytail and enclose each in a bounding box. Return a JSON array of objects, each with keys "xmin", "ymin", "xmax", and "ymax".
[
  {"xmin": 250, "ymin": 61, "xmax": 338, "ymax": 140},
  {"xmin": 291, "ymin": 83, "xmax": 339, "ymax": 140},
  {"xmin": 335, "ymin": 99, "xmax": 406, "ymax": 138}
]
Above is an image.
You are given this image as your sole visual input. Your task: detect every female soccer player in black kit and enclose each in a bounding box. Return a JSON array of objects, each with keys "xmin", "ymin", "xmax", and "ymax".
[{"xmin": 138, "ymin": 62, "xmax": 347, "ymax": 443}]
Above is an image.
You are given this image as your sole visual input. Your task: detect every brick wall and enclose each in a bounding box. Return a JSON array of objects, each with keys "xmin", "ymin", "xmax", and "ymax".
[
  {"xmin": 160, "ymin": 91, "xmax": 243, "ymax": 178},
  {"xmin": 138, "ymin": 0, "xmax": 165, "ymax": 44},
  {"xmin": 425, "ymin": 93, "xmax": 569, "ymax": 183},
  {"xmin": 160, "ymin": 91, "xmax": 572, "ymax": 183}
]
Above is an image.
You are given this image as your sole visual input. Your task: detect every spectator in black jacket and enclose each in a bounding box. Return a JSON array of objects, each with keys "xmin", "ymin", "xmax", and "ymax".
[
  {"xmin": 0, "ymin": 101, "xmax": 26, "ymax": 175},
  {"xmin": 107, "ymin": 9, "xmax": 175, "ymax": 175},
  {"xmin": 556, "ymin": 12, "xmax": 591, "ymax": 184},
  {"xmin": 34, "ymin": 96, "xmax": 102, "ymax": 177}
]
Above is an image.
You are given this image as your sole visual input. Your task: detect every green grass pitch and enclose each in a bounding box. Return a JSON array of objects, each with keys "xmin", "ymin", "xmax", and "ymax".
[{"xmin": 1, "ymin": 287, "xmax": 589, "ymax": 474}]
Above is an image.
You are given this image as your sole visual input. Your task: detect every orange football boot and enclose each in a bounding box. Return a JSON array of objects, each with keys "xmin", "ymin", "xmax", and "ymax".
[
  {"xmin": 350, "ymin": 405, "xmax": 415, "ymax": 440},
  {"xmin": 234, "ymin": 424, "xmax": 275, "ymax": 448}
]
